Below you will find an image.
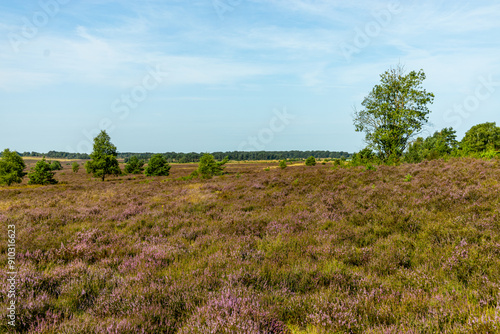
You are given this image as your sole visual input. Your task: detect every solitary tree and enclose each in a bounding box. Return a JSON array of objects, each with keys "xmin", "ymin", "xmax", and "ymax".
[
  {"xmin": 72, "ymin": 162, "xmax": 80, "ymax": 173},
  {"xmin": 28, "ymin": 158, "xmax": 58, "ymax": 185},
  {"xmin": 125, "ymin": 156, "xmax": 145, "ymax": 174},
  {"xmin": 305, "ymin": 156, "xmax": 316, "ymax": 166},
  {"xmin": 197, "ymin": 153, "xmax": 228, "ymax": 178},
  {"xmin": 353, "ymin": 65, "xmax": 434, "ymax": 161},
  {"xmin": 145, "ymin": 154, "xmax": 171, "ymax": 176},
  {"xmin": 0, "ymin": 149, "xmax": 26, "ymax": 186},
  {"xmin": 85, "ymin": 131, "xmax": 121, "ymax": 181}
]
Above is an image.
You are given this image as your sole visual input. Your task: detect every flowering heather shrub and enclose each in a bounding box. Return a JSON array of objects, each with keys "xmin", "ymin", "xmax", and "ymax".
[
  {"xmin": 180, "ymin": 287, "xmax": 288, "ymax": 333},
  {"xmin": 1, "ymin": 158, "xmax": 500, "ymax": 333}
]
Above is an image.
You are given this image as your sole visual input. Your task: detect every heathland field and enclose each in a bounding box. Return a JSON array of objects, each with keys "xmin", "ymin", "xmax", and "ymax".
[{"xmin": 1, "ymin": 158, "xmax": 500, "ymax": 333}]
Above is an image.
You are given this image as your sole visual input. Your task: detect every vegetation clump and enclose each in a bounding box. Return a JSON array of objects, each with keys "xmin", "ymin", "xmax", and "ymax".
[
  {"xmin": 405, "ymin": 128, "xmax": 458, "ymax": 163},
  {"xmin": 197, "ymin": 153, "xmax": 228, "ymax": 178},
  {"xmin": 85, "ymin": 131, "xmax": 121, "ymax": 181},
  {"xmin": 72, "ymin": 162, "xmax": 80, "ymax": 173},
  {"xmin": 125, "ymin": 156, "xmax": 145, "ymax": 174},
  {"xmin": 49, "ymin": 160, "xmax": 63, "ymax": 171},
  {"xmin": 28, "ymin": 157, "xmax": 58, "ymax": 185},
  {"xmin": 0, "ymin": 148, "xmax": 26, "ymax": 186},
  {"xmin": 305, "ymin": 156, "xmax": 316, "ymax": 166},
  {"xmin": 460, "ymin": 122, "xmax": 500, "ymax": 155},
  {"xmin": 145, "ymin": 154, "xmax": 171, "ymax": 176}
]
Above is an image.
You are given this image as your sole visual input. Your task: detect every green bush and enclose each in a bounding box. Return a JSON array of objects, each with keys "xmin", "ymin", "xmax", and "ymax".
[
  {"xmin": 480, "ymin": 149, "xmax": 500, "ymax": 159},
  {"xmin": 279, "ymin": 160, "xmax": 287, "ymax": 169},
  {"xmin": 197, "ymin": 154, "xmax": 228, "ymax": 178},
  {"xmin": 305, "ymin": 156, "xmax": 316, "ymax": 166},
  {"xmin": 125, "ymin": 156, "xmax": 145, "ymax": 174},
  {"xmin": 351, "ymin": 148, "xmax": 377, "ymax": 166},
  {"xmin": 365, "ymin": 163, "xmax": 377, "ymax": 171},
  {"xmin": 49, "ymin": 160, "xmax": 63, "ymax": 171},
  {"xmin": 145, "ymin": 154, "xmax": 171, "ymax": 176},
  {"xmin": 28, "ymin": 158, "xmax": 58, "ymax": 185},
  {"xmin": 72, "ymin": 162, "xmax": 80, "ymax": 173},
  {"xmin": 0, "ymin": 149, "xmax": 26, "ymax": 186}
]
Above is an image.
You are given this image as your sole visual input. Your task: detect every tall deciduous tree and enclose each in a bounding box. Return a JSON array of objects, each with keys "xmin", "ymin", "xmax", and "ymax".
[
  {"xmin": 353, "ymin": 65, "xmax": 434, "ymax": 161},
  {"xmin": 85, "ymin": 131, "xmax": 121, "ymax": 181},
  {"xmin": 0, "ymin": 149, "xmax": 26, "ymax": 186}
]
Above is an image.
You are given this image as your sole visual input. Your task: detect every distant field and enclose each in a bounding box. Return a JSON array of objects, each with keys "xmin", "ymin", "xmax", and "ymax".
[
  {"xmin": 22, "ymin": 157, "xmax": 82, "ymax": 162},
  {"xmin": 1, "ymin": 158, "xmax": 499, "ymax": 333}
]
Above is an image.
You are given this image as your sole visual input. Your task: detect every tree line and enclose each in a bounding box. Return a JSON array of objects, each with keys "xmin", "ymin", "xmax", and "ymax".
[{"xmin": 14, "ymin": 150, "xmax": 351, "ymax": 162}]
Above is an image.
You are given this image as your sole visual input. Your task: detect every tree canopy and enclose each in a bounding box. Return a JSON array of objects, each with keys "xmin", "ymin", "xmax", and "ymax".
[
  {"xmin": 49, "ymin": 160, "xmax": 63, "ymax": 171},
  {"xmin": 144, "ymin": 154, "xmax": 171, "ymax": 176},
  {"xmin": 28, "ymin": 158, "xmax": 58, "ymax": 185},
  {"xmin": 305, "ymin": 156, "xmax": 316, "ymax": 166},
  {"xmin": 353, "ymin": 65, "xmax": 434, "ymax": 161},
  {"xmin": 460, "ymin": 122, "xmax": 500, "ymax": 154},
  {"xmin": 405, "ymin": 128, "xmax": 458, "ymax": 163},
  {"xmin": 72, "ymin": 162, "xmax": 80, "ymax": 173},
  {"xmin": 197, "ymin": 154, "xmax": 228, "ymax": 178},
  {"xmin": 125, "ymin": 156, "xmax": 145, "ymax": 174},
  {"xmin": 85, "ymin": 131, "xmax": 121, "ymax": 181},
  {"xmin": 0, "ymin": 149, "xmax": 26, "ymax": 186}
]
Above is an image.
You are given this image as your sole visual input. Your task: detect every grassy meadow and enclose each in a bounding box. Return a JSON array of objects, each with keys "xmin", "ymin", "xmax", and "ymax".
[{"xmin": 1, "ymin": 158, "xmax": 500, "ymax": 333}]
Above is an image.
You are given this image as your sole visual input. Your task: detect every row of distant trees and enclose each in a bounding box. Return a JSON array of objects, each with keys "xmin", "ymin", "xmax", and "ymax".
[
  {"xmin": 0, "ymin": 131, "xmax": 231, "ymax": 185},
  {"xmin": 15, "ymin": 150, "xmax": 351, "ymax": 162}
]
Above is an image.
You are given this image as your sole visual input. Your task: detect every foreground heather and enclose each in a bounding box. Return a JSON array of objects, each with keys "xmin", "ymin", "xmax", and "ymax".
[{"xmin": 1, "ymin": 158, "xmax": 499, "ymax": 333}]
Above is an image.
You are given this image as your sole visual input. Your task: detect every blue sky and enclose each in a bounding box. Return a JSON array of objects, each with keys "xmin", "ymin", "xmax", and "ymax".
[{"xmin": 1, "ymin": 0, "xmax": 499, "ymax": 154}]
